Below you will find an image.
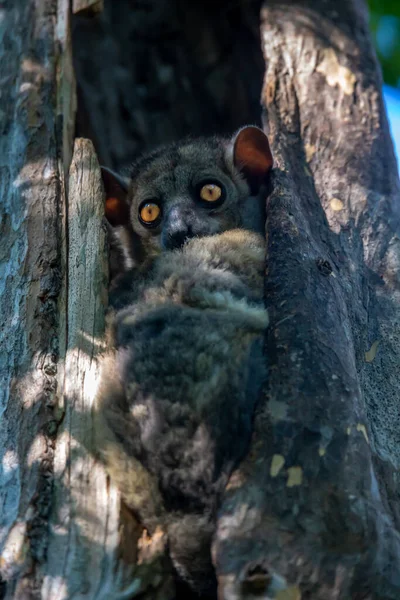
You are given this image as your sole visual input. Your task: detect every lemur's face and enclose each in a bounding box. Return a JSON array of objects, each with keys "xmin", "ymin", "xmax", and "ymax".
[
  {"xmin": 128, "ymin": 139, "xmax": 250, "ymax": 253},
  {"xmin": 102, "ymin": 126, "xmax": 273, "ymax": 255}
]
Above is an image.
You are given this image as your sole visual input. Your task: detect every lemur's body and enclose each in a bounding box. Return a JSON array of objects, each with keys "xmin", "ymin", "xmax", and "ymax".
[{"xmin": 97, "ymin": 126, "xmax": 272, "ymax": 595}]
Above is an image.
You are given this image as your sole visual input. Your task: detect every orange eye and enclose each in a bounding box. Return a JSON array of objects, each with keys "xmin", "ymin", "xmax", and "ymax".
[
  {"xmin": 139, "ymin": 202, "xmax": 161, "ymax": 225},
  {"xmin": 199, "ymin": 183, "xmax": 222, "ymax": 202}
]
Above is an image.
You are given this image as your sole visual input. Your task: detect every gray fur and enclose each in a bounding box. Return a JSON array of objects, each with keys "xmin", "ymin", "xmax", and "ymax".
[
  {"xmin": 98, "ymin": 128, "xmax": 272, "ymax": 595},
  {"xmin": 103, "ymin": 128, "xmax": 271, "ymax": 271},
  {"xmin": 97, "ymin": 230, "xmax": 268, "ymax": 595}
]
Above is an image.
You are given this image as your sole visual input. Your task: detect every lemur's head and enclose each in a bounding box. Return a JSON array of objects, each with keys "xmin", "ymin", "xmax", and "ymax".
[{"xmin": 102, "ymin": 126, "xmax": 273, "ymax": 258}]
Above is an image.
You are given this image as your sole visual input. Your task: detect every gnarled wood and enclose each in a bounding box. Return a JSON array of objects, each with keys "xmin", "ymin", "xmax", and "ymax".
[
  {"xmin": 0, "ymin": 3, "xmax": 126, "ymax": 597},
  {"xmin": 0, "ymin": 1, "xmax": 75, "ymax": 597},
  {"xmin": 43, "ymin": 138, "xmax": 118, "ymax": 599},
  {"xmin": 214, "ymin": 2, "xmax": 400, "ymax": 599}
]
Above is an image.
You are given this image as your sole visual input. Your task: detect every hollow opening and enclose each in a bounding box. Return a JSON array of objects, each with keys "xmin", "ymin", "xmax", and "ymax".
[
  {"xmin": 72, "ymin": 0, "xmax": 265, "ymax": 171},
  {"xmin": 72, "ymin": 2, "xmax": 266, "ymax": 598}
]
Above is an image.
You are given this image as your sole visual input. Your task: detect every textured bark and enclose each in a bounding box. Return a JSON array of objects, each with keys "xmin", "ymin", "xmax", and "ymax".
[
  {"xmin": 0, "ymin": 4, "xmax": 126, "ymax": 599},
  {"xmin": 213, "ymin": 2, "xmax": 400, "ymax": 599},
  {"xmin": 42, "ymin": 138, "xmax": 119, "ymax": 600},
  {"xmin": 0, "ymin": 1, "xmax": 74, "ymax": 597}
]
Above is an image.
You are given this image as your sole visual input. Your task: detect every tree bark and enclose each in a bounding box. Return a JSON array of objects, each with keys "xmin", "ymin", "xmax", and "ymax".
[
  {"xmin": 0, "ymin": 4, "xmax": 127, "ymax": 599},
  {"xmin": 42, "ymin": 137, "xmax": 120, "ymax": 600},
  {"xmin": 213, "ymin": 2, "xmax": 400, "ymax": 599},
  {"xmin": 1, "ymin": 1, "xmax": 400, "ymax": 599},
  {"xmin": 0, "ymin": 0, "xmax": 75, "ymax": 597}
]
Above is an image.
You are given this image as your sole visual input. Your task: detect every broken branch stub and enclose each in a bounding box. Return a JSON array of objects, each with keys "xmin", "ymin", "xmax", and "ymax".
[{"xmin": 73, "ymin": 0, "xmax": 103, "ymax": 16}]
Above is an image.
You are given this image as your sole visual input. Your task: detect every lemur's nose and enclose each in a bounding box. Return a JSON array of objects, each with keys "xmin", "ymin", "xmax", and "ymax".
[
  {"xmin": 164, "ymin": 228, "xmax": 191, "ymax": 250},
  {"xmin": 162, "ymin": 205, "xmax": 195, "ymax": 250}
]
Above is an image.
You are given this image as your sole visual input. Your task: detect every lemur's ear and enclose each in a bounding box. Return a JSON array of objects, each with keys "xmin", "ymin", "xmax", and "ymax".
[
  {"xmin": 101, "ymin": 166, "xmax": 130, "ymax": 226},
  {"xmin": 231, "ymin": 126, "xmax": 273, "ymax": 194}
]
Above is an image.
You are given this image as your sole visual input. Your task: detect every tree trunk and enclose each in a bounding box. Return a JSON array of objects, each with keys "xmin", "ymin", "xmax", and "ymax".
[
  {"xmin": 1, "ymin": 1, "xmax": 400, "ymax": 599},
  {"xmin": 0, "ymin": 3, "xmax": 126, "ymax": 599},
  {"xmin": 214, "ymin": 2, "xmax": 400, "ymax": 599},
  {"xmin": 0, "ymin": 0, "xmax": 76, "ymax": 597}
]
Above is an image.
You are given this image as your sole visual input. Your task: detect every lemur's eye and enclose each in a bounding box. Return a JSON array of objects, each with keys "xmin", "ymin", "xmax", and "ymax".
[
  {"xmin": 139, "ymin": 202, "xmax": 161, "ymax": 226},
  {"xmin": 199, "ymin": 183, "xmax": 222, "ymax": 203}
]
